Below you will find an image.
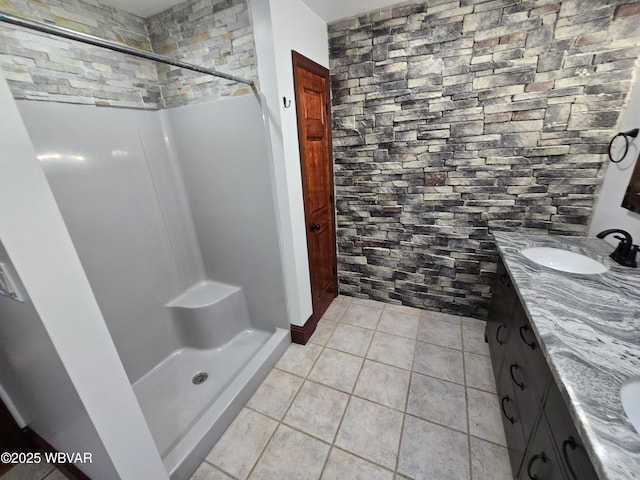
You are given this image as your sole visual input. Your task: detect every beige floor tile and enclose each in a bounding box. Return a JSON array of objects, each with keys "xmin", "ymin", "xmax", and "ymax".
[
  {"xmin": 350, "ymin": 298, "xmax": 387, "ymax": 309},
  {"xmin": 275, "ymin": 342, "xmax": 323, "ymax": 377},
  {"xmin": 190, "ymin": 462, "xmax": 234, "ymax": 480},
  {"xmin": 335, "ymin": 397, "xmax": 403, "ymax": 469},
  {"xmin": 308, "ymin": 347, "xmax": 363, "ymax": 393},
  {"xmin": 1, "ymin": 463, "xmax": 54, "ymax": 480},
  {"xmin": 420, "ymin": 309, "xmax": 461, "ymax": 324},
  {"xmin": 326, "ymin": 323, "xmax": 374, "ymax": 357},
  {"xmin": 461, "ymin": 316, "xmax": 486, "ymax": 328},
  {"xmin": 377, "ymin": 310, "xmax": 419, "ymax": 339},
  {"xmin": 407, "ymin": 373, "xmax": 467, "ymax": 433},
  {"xmin": 248, "ymin": 425, "xmax": 330, "ymax": 480},
  {"xmin": 321, "ymin": 447, "xmax": 394, "ymax": 480},
  {"xmin": 464, "ymin": 351, "xmax": 497, "ymax": 393},
  {"xmin": 247, "ymin": 368, "xmax": 303, "ymax": 420},
  {"xmin": 323, "ymin": 298, "xmax": 350, "ymax": 321},
  {"xmin": 284, "ymin": 381, "xmax": 349, "ymax": 442},
  {"xmin": 467, "ymin": 387, "xmax": 507, "ymax": 446},
  {"xmin": 417, "ymin": 316, "xmax": 462, "ymax": 350},
  {"xmin": 398, "ymin": 415, "xmax": 470, "ymax": 480},
  {"xmin": 42, "ymin": 470, "xmax": 69, "ymax": 480},
  {"xmin": 462, "ymin": 324, "xmax": 490, "ymax": 356},
  {"xmin": 470, "ymin": 437, "xmax": 513, "ymax": 480},
  {"xmin": 340, "ymin": 303, "xmax": 383, "ymax": 329},
  {"xmin": 413, "ymin": 341, "xmax": 464, "ymax": 384},
  {"xmin": 206, "ymin": 408, "xmax": 277, "ymax": 479},
  {"xmin": 309, "ymin": 319, "xmax": 338, "ymax": 346},
  {"xmin": 367, "ymin": 332, "xmax": 415, "ymax": 370},
  {"xmin": 353, "ymin": 359, "xmax": 410, "ymax": 410},
  {"xmin": 383, "ymin": 303, "xmax": 423, "ymax": 317}
]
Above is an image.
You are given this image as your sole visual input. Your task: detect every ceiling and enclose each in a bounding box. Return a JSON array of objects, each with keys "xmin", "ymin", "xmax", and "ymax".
[{"xmin": 97, "ymin": 0, "xmax": 405, "ymax": 21}]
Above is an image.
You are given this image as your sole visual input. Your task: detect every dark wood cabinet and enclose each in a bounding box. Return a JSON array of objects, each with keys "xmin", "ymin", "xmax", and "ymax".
[
  {"xmin": 486, "ymin": 258, "xmax": 597, "ymax": 480},
  {"xmin": 518, "ymin": 417, "xmax": 564, "ymax": 480},
  {"xmin": 545, "ymin": 381, "xmax": 599, "ymax": 480}
]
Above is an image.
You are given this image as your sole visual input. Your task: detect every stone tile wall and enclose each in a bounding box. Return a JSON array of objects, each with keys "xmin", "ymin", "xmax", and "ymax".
[
  {"xmin": 329, "ymin": 0, "xmax": 640, "ymax": 318},
  {"xmin": 0, "ymin": 0, "xmax": 160, "ymax": 108},
  {"xmin": 0, "ymin": 0, "xmax": 256, "ymax": 108},
  {"xmin": 147, "ymin": 0, "xmax": 256, "ymax": 108}
]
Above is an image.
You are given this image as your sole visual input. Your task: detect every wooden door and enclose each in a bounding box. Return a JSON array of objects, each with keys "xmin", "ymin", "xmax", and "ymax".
[{"xmin": 292, "ymin": 51, "xmax": 337, "ymax": 343}]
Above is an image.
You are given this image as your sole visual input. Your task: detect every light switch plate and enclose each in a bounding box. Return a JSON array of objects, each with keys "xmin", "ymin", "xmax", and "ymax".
[{"xmin": 0, "ymin": 261, "xmax": 26, "ymax": 302}]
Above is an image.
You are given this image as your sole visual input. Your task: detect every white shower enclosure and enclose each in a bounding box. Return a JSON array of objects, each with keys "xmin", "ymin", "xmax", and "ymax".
[{"xmin": 16, "ymin": 92, "xmax": 290, "ymax": 479}]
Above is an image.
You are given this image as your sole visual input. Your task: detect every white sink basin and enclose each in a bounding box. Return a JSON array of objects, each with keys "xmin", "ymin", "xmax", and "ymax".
[
  {"xmin": 621, "ymin": 378, "xmax": 640, "ymax": 435},
  {"xmin": 521, "ymin": 247, "xmax": 608, "ymax": 274}
]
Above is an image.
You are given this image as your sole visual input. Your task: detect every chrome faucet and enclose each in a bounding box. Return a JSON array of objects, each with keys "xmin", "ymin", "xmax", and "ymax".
[{"xmin": 596, "ymin": 229, "xmax": 638, "ymax": 268}]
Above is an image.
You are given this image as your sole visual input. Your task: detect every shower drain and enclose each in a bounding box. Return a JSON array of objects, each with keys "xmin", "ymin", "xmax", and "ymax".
[{"xmin": 192, "ymin": 372, "xmax": 208, "ymax": 385}]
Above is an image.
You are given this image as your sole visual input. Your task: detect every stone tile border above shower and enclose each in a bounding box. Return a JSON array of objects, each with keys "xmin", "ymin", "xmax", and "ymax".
[{"xmin": 0, "ymin": 0, "xmax": 258, "ymax": 109}]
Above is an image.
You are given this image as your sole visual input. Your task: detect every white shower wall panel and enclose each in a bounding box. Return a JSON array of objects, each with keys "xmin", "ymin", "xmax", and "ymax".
[
  {"xmin": 17, "ymin": 102, "xmax": 202, "ymax": 383},
  {"xmin": 164, "ymin": 95, "xmax": 289, "ymax": 332}
]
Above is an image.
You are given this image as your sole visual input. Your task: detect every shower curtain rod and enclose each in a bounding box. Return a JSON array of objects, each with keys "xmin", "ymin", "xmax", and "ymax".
[{"xmin": 0, "ymin": 10, "xmax": 255, "ymax": 87}]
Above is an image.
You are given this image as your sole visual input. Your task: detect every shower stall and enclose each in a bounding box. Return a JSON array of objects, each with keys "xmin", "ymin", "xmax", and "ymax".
[{"xmin": 0, "ymin": 11, "xmax": 290, "ymax": 480}]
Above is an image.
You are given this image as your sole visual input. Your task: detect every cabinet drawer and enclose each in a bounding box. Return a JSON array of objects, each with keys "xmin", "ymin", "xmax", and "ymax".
[
  {"xmin": 503, "ymin": 348, "xmax": 540, "ymax": 441},
  {"xmin": 518, "ymin": 417, "xmax": 564, "ymax": 480},
  {"xmin": 487, "ymin": 259, "xmax": 518, "ymax": 376},
  {"xmin": 512, "ymin": 305, "xmax": 552, "ymax": 403},
  {"xmin": 545, "ymin": 381, "xmax": 599, "ymax": 480},
  {"xmin": 498, "ymin": 370, "xmax": 527, "ymax": 477},
  {"xmin": 486, "ymin": 319, "xmax": 513, "ymax": 381}
]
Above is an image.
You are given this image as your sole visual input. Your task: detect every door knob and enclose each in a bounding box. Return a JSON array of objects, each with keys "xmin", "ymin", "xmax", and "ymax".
[{"xmin": 310, "ymin": 223, "xmax": 321, "ymax": 231}]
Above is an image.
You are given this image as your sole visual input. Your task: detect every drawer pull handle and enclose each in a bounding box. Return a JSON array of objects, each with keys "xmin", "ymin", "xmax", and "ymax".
[
  {"xmin": 500, "ymin": 274, "xmax": 512, "ymax": 288},
  {"xmin": 500, "ymin": 395, "xmax": 515, "ymax": 424},
  {"xmin": 562, "ymin": 436, "xmax": 579, "ymax": 480},
  {"xmin": 496, "ymin": 324, "xmax": 506, "ymax": 345},
  {"xmin": 527, "ymin": 451, "xmax": 548, "ymax": 479},
  {"xmin": 519, "ymin": 325, "xmax": 536, "ymax": 350},
  {"xmin": 510, "ymin": 363, "xmax": 525, "ymax": 390}
]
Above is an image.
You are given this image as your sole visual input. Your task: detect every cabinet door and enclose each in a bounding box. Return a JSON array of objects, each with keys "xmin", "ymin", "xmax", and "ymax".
[
  {"xmin": 545, "ymin": 381, "xmax": 599, "ymax": 480},
  {"xmin": 519, "ymin": 418, "xmax": 564, "ymax": 480}
]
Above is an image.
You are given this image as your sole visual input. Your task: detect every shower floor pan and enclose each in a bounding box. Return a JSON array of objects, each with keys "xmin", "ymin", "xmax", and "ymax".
[{"xmin": 133, "ymin": 327, "xmax": 289, "ymax": 479}]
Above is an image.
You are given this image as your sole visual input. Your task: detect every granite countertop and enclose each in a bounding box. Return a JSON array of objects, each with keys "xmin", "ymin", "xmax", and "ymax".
[{"xmin": 493, "ymin": 232, "xmax": 640, "ymax": 480}]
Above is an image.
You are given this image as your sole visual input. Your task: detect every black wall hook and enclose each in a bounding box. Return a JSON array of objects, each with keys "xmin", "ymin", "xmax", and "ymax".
[
  {"xmin": 283, "ymin": 97, "xmax": 291, "ymax": 108},
  {"xmin": 608, "ymin": 128, "xmax": 639, "ymax": 163}
]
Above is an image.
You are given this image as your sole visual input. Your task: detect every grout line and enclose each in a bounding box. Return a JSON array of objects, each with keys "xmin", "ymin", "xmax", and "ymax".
[
  {"xmin": 461, "ymin": 319, "xmax": 474, "ymax": 480},
  {"xmin": 394, "ymin": 321, "xmax": 419, "ymax": 478},
  {"xmin": 200, "ymin": 297, "xmax": 495, "ymax": 480},
  {"xmin": 242, "ymin": 329, "xmax": 331, "ymax": 480},
  {"xmin": 202, "ymin": 460, "xmax": 240, "ymax": 480}
]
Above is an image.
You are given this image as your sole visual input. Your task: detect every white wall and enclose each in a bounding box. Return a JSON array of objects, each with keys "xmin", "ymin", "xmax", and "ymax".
[
  {"xmin": 589, "ymin": 61, "xmax": 640, "ymax": 243},
  {"xmin": 18, "ymin": 101, "xmax": 188, "ymax": 384},
  {"xmin": 165, "ymin": 94, "xmax": 289, "ymax": 331},
  {"xmin": 0, "ymin": 241, "xmax": 116, "ymax": 479},
  {"xmin": 0, "ymin": 71, "xmax": 168, "ymax": 480},
  {"xmin": 249, "ymin": 0, "xmax": 329, "ymax": 326}
]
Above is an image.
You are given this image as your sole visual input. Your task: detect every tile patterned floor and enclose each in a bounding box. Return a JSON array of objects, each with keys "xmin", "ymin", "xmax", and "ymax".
[
  {"xmin": 0, "ymin": 463, "xmax": 67, "ymax": 480},
  {"xmin": 1, "ymin": 296, "xmax": 512, "ymax": 480},
  {"xmin": 192, "ymin": 296, "xmax": 513, "ymax": 480}
]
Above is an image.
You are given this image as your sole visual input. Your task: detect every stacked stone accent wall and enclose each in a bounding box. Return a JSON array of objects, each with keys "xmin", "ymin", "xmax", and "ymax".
[
  {"xmin": 0, "ymin": 0, "xmax": 257, "ymax": 109},
  {"xmin": 329, "ymin": 0, "xmax": 640, "ymax": 318}
]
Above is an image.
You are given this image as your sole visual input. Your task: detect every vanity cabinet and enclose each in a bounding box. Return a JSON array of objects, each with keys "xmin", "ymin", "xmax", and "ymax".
[{"xmin": 486, "ymin": 259, "xmax": 598, "ymax": 480}]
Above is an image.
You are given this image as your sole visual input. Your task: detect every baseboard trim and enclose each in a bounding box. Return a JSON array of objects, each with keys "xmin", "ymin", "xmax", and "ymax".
[
  {"xmin": 26, "ymin": 429, "xmax": 92, "ymax": 480},
  {"xmin": 290, "ymin": 313, "xmax": 318, "ymax": 345}
]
